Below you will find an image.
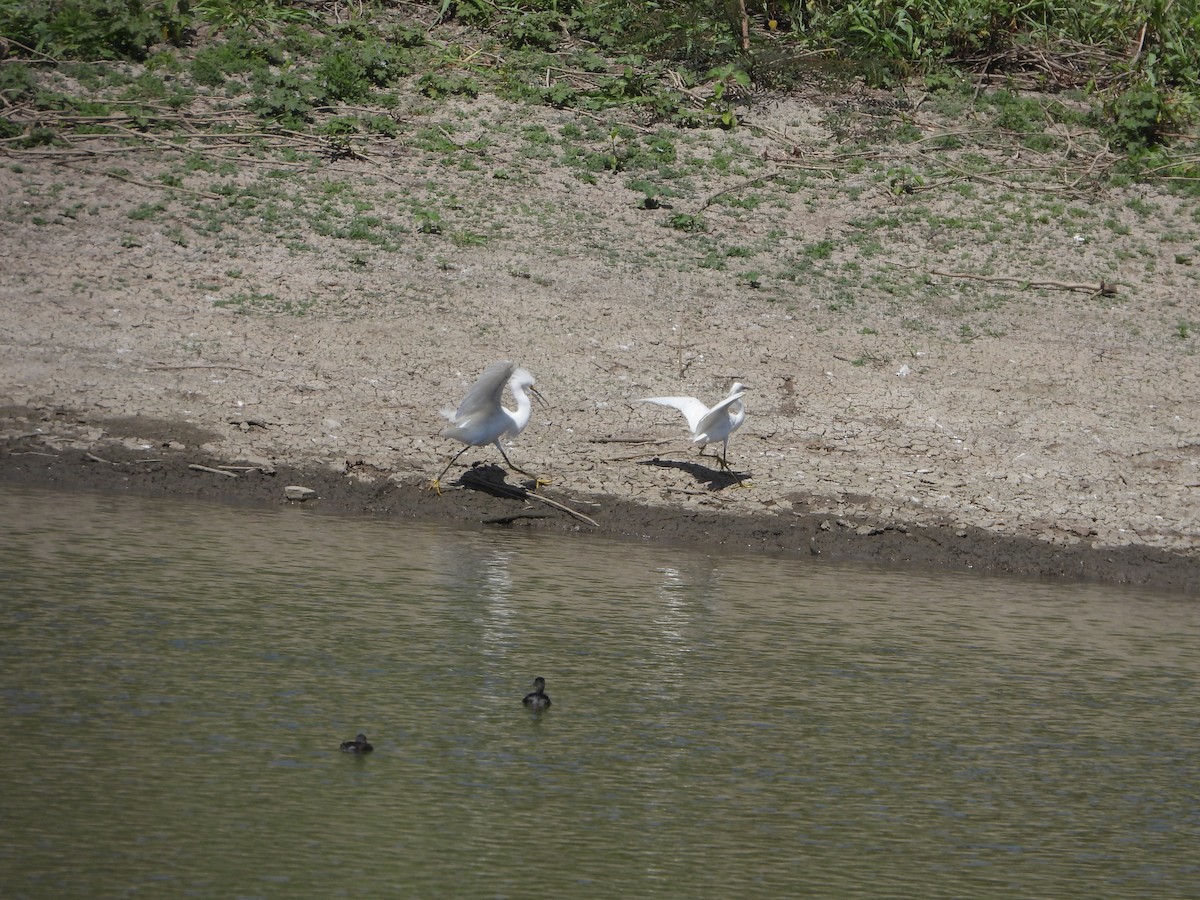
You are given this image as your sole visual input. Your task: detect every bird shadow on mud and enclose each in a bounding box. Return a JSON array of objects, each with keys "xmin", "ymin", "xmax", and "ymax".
[
  {"xmin": 457, "ymin": 462, "xmax": 538, "ymax": 494},
  {"xmin": 457, "ymin": 463, "xmax": 599, "ymax": 527},
  {"xmin": 639, "ymin": 457, "xmax": 747, "ymax": 492}
]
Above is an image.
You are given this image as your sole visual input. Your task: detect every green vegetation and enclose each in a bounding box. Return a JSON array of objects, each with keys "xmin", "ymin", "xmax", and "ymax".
[
  {"xmin": 1, "ymin": 1, "xmax": 1196, "ymax": 155},
  {"xmin": 1, "ymin": 0, "xmax": 1196, "ymax": 334}
]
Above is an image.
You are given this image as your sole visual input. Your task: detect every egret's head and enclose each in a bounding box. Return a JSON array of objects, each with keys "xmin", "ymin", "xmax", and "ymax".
[{"xmin": 513, "ymin": 368, "xmax": 549, "ymax": 407}]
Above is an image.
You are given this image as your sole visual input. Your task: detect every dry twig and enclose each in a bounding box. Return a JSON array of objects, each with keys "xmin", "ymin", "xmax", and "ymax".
[
  {"xmin": 188, "ymin": 463, "xmax": 239, "ymax": 477},
  {"xmin": 895, "ymin": 263, "xmax": 1117, "ymax": 297}
]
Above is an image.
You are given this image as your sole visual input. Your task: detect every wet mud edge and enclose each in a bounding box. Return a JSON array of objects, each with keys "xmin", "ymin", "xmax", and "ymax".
[{"xmin": 3, "ymin": 436, "xmax": 1194, "ymax": 596}]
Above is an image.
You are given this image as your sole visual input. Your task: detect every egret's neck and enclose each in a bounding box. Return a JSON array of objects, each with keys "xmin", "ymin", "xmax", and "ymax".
[
  {"xmin": 509, "ymin": 385, "xmax": 533, "ymax": 434},
  {"xmin": 730, "ymin": 400, "xmax": 747, "ymax": 428}
]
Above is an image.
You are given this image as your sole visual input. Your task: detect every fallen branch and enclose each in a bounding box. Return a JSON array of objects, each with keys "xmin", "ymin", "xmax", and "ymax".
[
  {"xmin": 188, "ymin": 463, "xmax": 238, "ymax": 477},
  {"xmin": 148, "ymin": 363, "xmax": 260, "ymax": 375},
  {"xmin": 587, "ymin": 436, "xmax": 669, "ymax": 444},
  {"xmin": 62, "ymin": 162, "xmax": 223, "ymax": 200},
  {"xmin": 894, "ymin": 264, "xmax": 1117, "ymax": 296},
  {"xmin": 609, "ymin": 451, "xmax": 679, "ymax": 462},
  {"xmin": 512, "ymin": 486, "xmax": 600, "ymax": 528},
  {"xmin": 697, "ymin": 170, "xmax": 784, "ymax": 211}
]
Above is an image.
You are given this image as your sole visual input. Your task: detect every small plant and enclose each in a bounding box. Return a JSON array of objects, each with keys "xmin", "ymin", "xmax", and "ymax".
[
  {"xmin": 416, "ymin": 210, "xmax": 442, "ymax": 234},
  {"xmin": 194, "ymin": 0, "xmax": 317, "ymax": 32},
  {"xmin": 128, "ymin": 201, "xmax": 166, "ymax": 221},
  {"xmin": 704, "ymin": 64, "xmax": 750, "ymax": 129},
  {"xmin": 637, "ymin": 189, "xmax": 664, "ymax": 210},
  {"xmin": 496, "ymin": 9, "xmax": 561, "ymax": 50},
  {"xmin": 886, "ymin": 165, "xmax": 924, "ymax": 195},
  {"xmin": 15, "ymin": 127, "xmax": 66, "ymax": 149},
  {"xmin": 665, "ymin": 212, "xmax": 705, "ymax": 232},
  {"xmin": 1105, "ymin": 85, "xmax": 1172, "ymax": 149},
  {"xmin": 0, "ymin": 0, "xmax": 189, "ymax": 60},
  {"xmin": 417, "ymin": 72, "xmax": 479, "ymax": 99},
  {"xmin": 802, "ymin": 238, "xmax": 836, "ymax": 260},
  {"xmin": 248, "ymin": 70, "xmax": 314, "ymax": 126},
  {"xmin": 452, "ymin": 230, "xmax": 488, "ymax": 248}
]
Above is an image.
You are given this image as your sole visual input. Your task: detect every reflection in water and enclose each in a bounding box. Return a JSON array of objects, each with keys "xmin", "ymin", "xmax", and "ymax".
[
  {"xmin": 0, "ymin": 487, "xmax": 1198, "ymax": 898},
  {"xmin": 654, "ymin": 565, "xmax": 692, "ymax": 652},
  {"xmin": 652, "ymin": 565, "xmax": 690, "ymax": 706},
  {"xmin": 480, "ymin": 547, "xmax": 516, "ymax": 660}
]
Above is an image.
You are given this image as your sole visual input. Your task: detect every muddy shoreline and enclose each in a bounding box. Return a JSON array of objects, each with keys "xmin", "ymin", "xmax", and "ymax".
[
  {"xmin": 3, "ymin": 71, "xmax": 1197, "ymax": 594},
  {"xmin": 3, "ymin": 432, "xmax": 1195, "ymax": 594}
]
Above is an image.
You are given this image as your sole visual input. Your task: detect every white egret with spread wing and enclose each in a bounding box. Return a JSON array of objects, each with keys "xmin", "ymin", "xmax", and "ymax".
[
  {"xmin": 431, "ymin": 361, "xmax": 546, "ymax": 491},
  {"xmin": 639, "ymin": 382, "xmax": 747, "ymax": 471}
]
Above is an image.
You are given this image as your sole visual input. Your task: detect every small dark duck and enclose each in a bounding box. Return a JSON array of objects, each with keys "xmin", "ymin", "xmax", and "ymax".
[
  {"xmin": 340, "ymin": 733, "xmax": 374, "ymax": 753},
  {"xmin": 522, "ymin": 676, "xmax": 551, "ymax": 711}
]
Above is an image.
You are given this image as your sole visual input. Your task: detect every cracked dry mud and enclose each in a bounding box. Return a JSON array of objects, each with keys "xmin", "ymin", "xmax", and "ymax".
[{"xmin": 1, "ymin": 89, "xmax": 1197, "ymax": 592}]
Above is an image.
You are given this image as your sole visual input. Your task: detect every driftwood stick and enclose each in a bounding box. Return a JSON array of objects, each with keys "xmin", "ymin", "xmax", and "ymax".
[
  {"xmin": 895, "ymin": 264, "xmax": 1117, "ymax": 296},
  {"xmin": 148, "ymin": 363, "xmax": 260, "ymax": 375},
  {"xmin": 587, "ymin": 437, "xmax": 670, "ymax": 445},
  {"xmin": 521, "ymin": 490, "xmax": 600, "ymax": 527},
  {"xmin": 188, "ymin": 463, "xmax": 239, "ymax": 477},
  {"xmin": 61, "ymin": 162, "xmax": 223, "ymax": 200},
  {"xmin": 698, "ymin": 170, "xmax": 783, "ymax": 212}
]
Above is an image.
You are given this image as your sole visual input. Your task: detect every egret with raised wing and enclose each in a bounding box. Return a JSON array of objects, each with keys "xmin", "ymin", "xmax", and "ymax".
[
  {"xmin": 639, "ymin": 382, "xmax": 748, "ymax": 471},
  {"xmin": 431, "ymin": 361, "xmax": 547, "ymax": 492}
]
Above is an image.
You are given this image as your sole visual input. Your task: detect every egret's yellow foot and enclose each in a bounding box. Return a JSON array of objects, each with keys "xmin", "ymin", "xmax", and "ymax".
[{"xmin": 511, "ymin": 466, "xmax": 550, "ymax": 490}]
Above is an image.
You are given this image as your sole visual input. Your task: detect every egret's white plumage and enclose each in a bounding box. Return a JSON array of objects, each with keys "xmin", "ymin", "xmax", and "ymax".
[
  {"xmin": 431, "ymin": 361, "xmax": 545, "ymax": 490},
  {"xmin": 639, "ymin": 382, "xmax": 747, "ymax": 470}
]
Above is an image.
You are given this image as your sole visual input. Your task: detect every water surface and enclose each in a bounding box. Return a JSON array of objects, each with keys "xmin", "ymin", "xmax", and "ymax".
[{"xmin": 1, "ymin": 488, "xmax": 1197, "ymax": 897}]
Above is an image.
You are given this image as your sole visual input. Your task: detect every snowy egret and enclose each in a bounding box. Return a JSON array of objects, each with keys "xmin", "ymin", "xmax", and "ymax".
[
  {"xmin": 522, "ymin": 676, "xmax": 551, "ymax": 710},
  {"xmin": 340, "ymin": 733, "xmax": 374, "ymax": 753},
  {"xmin": 431, "ymin": 360, "xmax": 547, "ymax": 492},
  {"xmin": 638, "ymin": 382, "xmax": 748, "ymax": 470}
]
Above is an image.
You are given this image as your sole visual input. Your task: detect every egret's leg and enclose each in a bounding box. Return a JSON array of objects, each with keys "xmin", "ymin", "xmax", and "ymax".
[
  {"xmin": 722, "ymin": 441, "xmax": 750, "ymax": 487},
  {"xmin": 697, "ymin": 443, "xmax": 731, "ymax": 471},
  {"xmin": 497, "ymin": 442, "xmax": 550, "ymax": 489},
  {"xmin": 430, "ymin": 445, "xmax": 472, "ymax": 494}
]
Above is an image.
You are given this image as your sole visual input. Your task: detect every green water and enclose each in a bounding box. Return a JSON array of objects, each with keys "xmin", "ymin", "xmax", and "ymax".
[{"xmin": 0, "ymin": 487, "xmax": 1197, "ymax": 898}]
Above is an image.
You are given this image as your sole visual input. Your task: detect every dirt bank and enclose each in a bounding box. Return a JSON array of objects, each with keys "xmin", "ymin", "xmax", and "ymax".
[
  {"xmin": 1, "ymin": 417, "xmax": 1195, "ymax": 593},
  {"xmin": 1, "ymin": 78, "xmax": 1197, "ymax": 593}
]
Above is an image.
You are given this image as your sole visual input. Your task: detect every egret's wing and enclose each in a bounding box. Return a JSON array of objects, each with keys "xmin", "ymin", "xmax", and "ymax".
[
  {"xmin": 638, "ymin": 395, "xmax": 710, "ymax": 434},
  {"xmin": 695, "ymin": 391, "xmax": 746, "ymax": 442},
  {"xmin": 451, "ymin": 361, "xmax": 515, "ymax": 423}
]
